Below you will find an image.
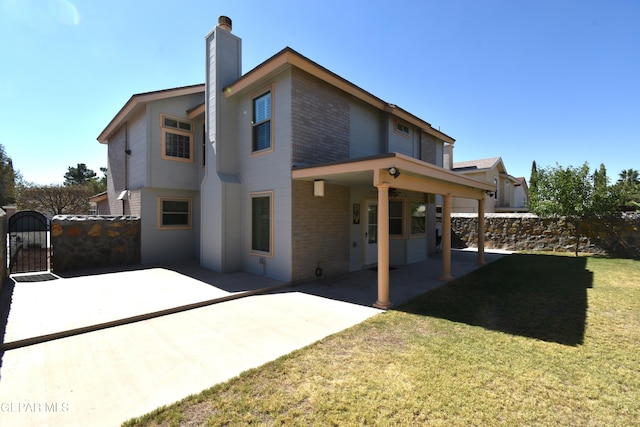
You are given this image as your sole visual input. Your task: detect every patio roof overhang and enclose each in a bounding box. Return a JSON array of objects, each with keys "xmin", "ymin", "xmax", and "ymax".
[
  {"xmin": 292, "ymin": 152, "xmax": 495, "ymax": 199},
  {"xmin": 293, "ymin": 152, "xmax": 492, "ymax": 310}
]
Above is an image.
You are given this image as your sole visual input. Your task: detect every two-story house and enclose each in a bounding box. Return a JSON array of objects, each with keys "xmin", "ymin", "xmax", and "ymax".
[
  {"xmin": 98, "ymin": 16, "xmax": 493, "ymax": 308},
  {"xmin": 451, "ymin": 157, "xmax": 528, "ymax": 213}
]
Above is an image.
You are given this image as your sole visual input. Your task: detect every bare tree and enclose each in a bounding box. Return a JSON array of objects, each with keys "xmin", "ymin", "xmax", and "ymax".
[{"xmin": 16, "ymin": 184, "xmax": 91, "ymax": 215}]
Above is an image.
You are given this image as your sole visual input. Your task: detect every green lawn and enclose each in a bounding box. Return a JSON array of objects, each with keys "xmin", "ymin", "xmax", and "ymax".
[{"xmin": 123, "ymin": 254, "xmax": 640, "ymax": 426}]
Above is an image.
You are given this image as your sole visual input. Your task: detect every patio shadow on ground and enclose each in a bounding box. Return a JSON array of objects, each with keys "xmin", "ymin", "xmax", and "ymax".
[{"xmin": 396, "ymin": 253, "xmax": 593, "ymax": 346}]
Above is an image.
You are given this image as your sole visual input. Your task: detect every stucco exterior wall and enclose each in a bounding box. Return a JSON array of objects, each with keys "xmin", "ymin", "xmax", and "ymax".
[
  {"xmin": 140, "ymin": 188, "xmax": 199, "ymax": 264},
  {"xmin": 147, "ymin": 94, "xmax": 205, "ymax": 190},
  {"xmin": 452, "ymin": 213, "xmax": 640, "ymax": 258},
  {"xmin": 292, "ymin": 180, "xmax": 349, "ymax": 282}
]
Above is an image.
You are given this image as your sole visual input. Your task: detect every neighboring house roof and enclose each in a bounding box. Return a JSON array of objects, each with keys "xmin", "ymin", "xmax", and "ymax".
[
  {"xmin": 225, "ymin": 47, "xmax": 455, "ymax": 144},
  {"xmin": 97, "ymin": 84, "xmax": 205, "ymax": 143},
  {"xmin": 89, "ymin": 191, "xmax": 108, "ymax": 203},
  {"xmin": 452, "ymin": 157, "xmax": 502, "ymax": 172}
]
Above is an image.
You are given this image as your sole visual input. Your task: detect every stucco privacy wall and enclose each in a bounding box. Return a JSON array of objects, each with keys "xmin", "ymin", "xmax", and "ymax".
[
  {"xmin": 451, "ymin": 213, "xmax": 640, "ymax": 258},
  {"xmin": 1, "ymin": 208, "xmax": 7, "ymax": 288},
  {"xmin": 292, "ymin": 181, "xmax": 349, "ymax": 282},
  {"xmin": 51, "ymin": 216, "xmax": 141, "ymax": 272}
]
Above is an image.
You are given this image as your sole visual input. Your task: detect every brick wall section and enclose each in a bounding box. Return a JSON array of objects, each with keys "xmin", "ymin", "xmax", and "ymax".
[
  {"xmin": 292, "ymin": 181, "xmax": 349, "ymax": 282},
  {"xmin": 107, "ymin": 126, "xmax": 126, "ymax": 215},
  {"xmin": 51, "ymin": 216, "xmax": 141, "ymax": 272},
  {"xmin": 291, "ymin": 68, "xmax": 350, "ymax": 166},
  {"xmin": 451, "ymin": 213, "xmax": 640, "ymax": 258},
  {"xmin": 420, "ymin": 132, "xmax": 438, "ymax": 164}
]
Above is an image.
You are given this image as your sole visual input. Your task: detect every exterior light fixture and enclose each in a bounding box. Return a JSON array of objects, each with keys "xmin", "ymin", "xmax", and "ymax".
[{"xmin": 387, "ymin": 167, "xmax": 400, "ymax": 179}]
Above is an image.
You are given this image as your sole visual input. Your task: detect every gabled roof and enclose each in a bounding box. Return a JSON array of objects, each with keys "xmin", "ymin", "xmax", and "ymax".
[
  {"xmin": 224, "ymin": 47, "xmax": 455, "ymax": 144},
  {"xmin": 453, "ymin": 157, "xmax": 503, "ymax": 172},
  {"xmin": 97, "ymin": 84, "xmax": 205, "ymax": 143}
]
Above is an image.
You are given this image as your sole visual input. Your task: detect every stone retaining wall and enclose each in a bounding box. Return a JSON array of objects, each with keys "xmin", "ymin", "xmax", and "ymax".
[
  {"xmin": 51, "ymin": 216, "xmax": 141, "ymax": 272},
  {"xmin": 451, "ymin": 213, "xmax": 640, "ymax": 259}
]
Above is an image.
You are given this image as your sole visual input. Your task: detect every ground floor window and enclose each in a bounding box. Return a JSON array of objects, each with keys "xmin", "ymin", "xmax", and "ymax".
[
  {"xmin": 389, "ymin": 200, "xmax": 404, "ymax": 236},
  {"xmin": 410, "ymin": 200, "xmax": 426, "ymax": 235},
  {"xmin": 251, "ymin": 191, "xmax": 272, "ymax": 255},
  {"xmin": 158, "ymin": 198, "xmax": 192, "ymax": 229}
]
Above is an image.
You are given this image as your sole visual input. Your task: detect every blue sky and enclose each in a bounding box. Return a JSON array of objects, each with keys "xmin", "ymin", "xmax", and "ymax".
[{"xmin": 1, "ymin": 0, "xmax": 638, "ymax": 186}]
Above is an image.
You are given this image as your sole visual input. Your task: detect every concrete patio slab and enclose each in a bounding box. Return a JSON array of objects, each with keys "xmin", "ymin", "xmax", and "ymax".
[
  {"xmin": 0, "ymin": 292, "xmax": 381, "ymax": 427},
  {"xmin": 0, "ymin": 248, "xmax": 509, "ymax": 426}
]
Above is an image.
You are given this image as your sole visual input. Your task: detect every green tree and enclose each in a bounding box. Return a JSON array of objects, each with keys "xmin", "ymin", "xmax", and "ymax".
[
  {"xmin": 86, "ymin": 167, "xmax": 107, "ymax": 195},
  {"xmin": 0, "ymin": 144, "xmax": 18, "ymax": 206},
  {"xmin": 529, "ymin": 162, "xmax": 618, "ymax": 256},
  {"xmin": 16, "ymin": 183, "xmax": 90, "ymax": 215},
  {"xmin": 529, "ymin": 160, "xmax": 539, "ymax": 209},
  {"xmin": 64, "ymin": 163, "xmax": 97, "ymax": 186},
  {"xmin": 616, "ymin": 168, "xmax": 640, "ymax": 211},
  {"xmin": 64, "ymin": 163, "xmax": 107, "ymax": 196},
  {"xmin": 592, "ymin": 163, "xmax": 615, "ymax": 213}
]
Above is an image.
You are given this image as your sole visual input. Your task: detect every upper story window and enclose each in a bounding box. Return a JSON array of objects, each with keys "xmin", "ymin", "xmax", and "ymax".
[
  {"xmin": 161, "ymin": 114, "xmax": 194, "ymax": 162},
  {"xmin": 394, "ymin": 119, "xmax": 411, "ymax": 138},
  {"xmin": 252, "ymin": 90, "xmax": 272, "ymax": 153}
]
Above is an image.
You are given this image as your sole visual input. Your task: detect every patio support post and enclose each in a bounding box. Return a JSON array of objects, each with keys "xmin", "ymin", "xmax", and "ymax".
[
  {"xmin": 373, "ymin": 182, "xmax": 392, "ymax": 309},
  {"xmin": 477, "ymin": 197, "xmax": 486, "ymax": 265},
  {"xmin": 440, "ymin": 193, "xmax": 453, "ymax": 280}
]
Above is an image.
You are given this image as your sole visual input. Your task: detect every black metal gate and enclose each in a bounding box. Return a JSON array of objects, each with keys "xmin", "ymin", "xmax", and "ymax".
[{"xmin": 8, "ymin": 210, "xmax": 50, "ymax": 274}]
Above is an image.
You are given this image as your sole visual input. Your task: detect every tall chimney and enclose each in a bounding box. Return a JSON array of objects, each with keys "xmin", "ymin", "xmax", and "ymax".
[{"xmin": 218, "ymin": 16, "xmax": 232, "ymax": 31}]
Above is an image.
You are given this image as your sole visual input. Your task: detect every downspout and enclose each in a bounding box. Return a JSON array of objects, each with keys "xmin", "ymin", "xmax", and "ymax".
[{"xmin": 123, "ymin": 122, "xmax": 129, "ymax": 216}]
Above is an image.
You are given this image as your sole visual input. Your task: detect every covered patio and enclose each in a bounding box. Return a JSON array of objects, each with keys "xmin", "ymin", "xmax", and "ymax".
[{"xmin": 292, "ymin": 152, "xmax": 495, "ymax": 309}]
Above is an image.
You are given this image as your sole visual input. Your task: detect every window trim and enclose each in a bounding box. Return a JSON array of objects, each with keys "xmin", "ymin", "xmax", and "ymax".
[
  {"xmin": 161, "ymin": 114, "xmax": 194, "ymax": 163},
  {"xmin": 250, "ymin": 191, "xmax": 274, "ymax": 257},
  {"xmin": 157, "ymin": 197, "xmax": 192, "ymax": 230},
  {"xmin": 393, "ymin": 119, "xmax": 412, "ymax": 138},
  {"xmin": 389, "ymin": 199, "xmax": 405, "ymax": 239},
  {"xmin": 250, "ymin": 85, "xmax": 274, "ymax": 156}
]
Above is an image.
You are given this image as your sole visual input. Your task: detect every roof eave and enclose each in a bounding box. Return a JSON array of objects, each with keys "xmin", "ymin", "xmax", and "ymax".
[
  {"xmin": 97, "ymin": 84, "xmax": 205, "ymax": 143},
  {"xmin": 224, "ymin": 48, "xmax": 455, "ymax": 144}
]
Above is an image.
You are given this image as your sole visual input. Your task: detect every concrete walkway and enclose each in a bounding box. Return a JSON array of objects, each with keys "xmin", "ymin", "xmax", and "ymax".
[{"xmin": 0, "ymin": 249, "xmax": 508, "ymax": 427}]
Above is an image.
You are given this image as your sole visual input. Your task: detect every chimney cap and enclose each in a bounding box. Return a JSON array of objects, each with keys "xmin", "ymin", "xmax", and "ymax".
[{"xmin": 218, "ymin": 16, "xmax": 232, "ymax": 31}]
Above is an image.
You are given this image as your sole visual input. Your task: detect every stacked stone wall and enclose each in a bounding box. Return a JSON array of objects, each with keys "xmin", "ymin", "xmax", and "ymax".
[
  {"xmin": 451, "ymin": 213, "xmax": 640, "ymax": 258},
  {"xmin": 51, "ymin": 216, "xmax": 141, "ymax": 272}
]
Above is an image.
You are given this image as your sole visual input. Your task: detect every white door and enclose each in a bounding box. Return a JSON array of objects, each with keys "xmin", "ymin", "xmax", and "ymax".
[{"xmin": 365, "ymin": 200, "xmax": 378, "ymax": 265}]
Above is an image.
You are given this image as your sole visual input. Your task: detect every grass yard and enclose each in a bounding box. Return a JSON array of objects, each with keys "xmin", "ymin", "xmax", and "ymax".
[{"xmin": 123, "ymin": 253, "xmax": 640, "ymax": 426}]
